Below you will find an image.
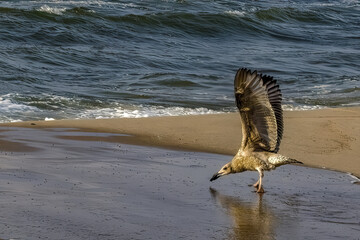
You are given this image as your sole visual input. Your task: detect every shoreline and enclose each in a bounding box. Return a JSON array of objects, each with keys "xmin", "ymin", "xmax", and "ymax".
[{"xmin": 1, "ymin": 107, "xmax": 359, "ymax": 177}]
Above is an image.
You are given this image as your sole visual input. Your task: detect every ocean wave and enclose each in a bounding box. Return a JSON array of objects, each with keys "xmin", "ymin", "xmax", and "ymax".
[
  {"xmin": 36, "ymin": 5, "xmax": 67, "ymax": 15},
  {"xmin": 224, "ymin": 10, "xmax": 246, "ymax": 17},
  {"xmin": 0, "ymin": 94, "xmax": 39, "ymax": 122},
  {"xmin": 35, "ymin": 5, "xmax": 96, "ymax": 16},
  {"xmin": 105, "ymin": 7, "xmax": 350, "ymax": 28},
  {"xmin": 254, "ymin": 7, "xmax": 336, "ymax": 24},
  {"xmin": 0, "ymin": 93, "xmax": 225, "ymax": 122},
  {"xmin": 155, "ymin": 79, "xmax": 202, "ymax": 88},
  {"xmin": 282, "ymin": 104, "xmax": 325, "ymax": 111},
  {"xmin": 0, "ymin": 0, "xmax": 358, "ymax": 122},
  {"xmin": 0, "ymin": 92, "xmax": 333, "ymax": 122},
  {"xmin": 0, "ymin": 94, "xmax": 37, "ymax": 111},
  {"xmin": 80, "ymin": 106, "xmax": 224, "ymax": 119},
  {"xmin": 0, "ymin": 2, "xmax": 354, "ymax": 52},
  {"xmin": 0, "ymin": 91, "xmax": 354, "ymax": 123},
  {"xmin": 0, "ymin": 3, "xmax": 346, "ymax": 28}
]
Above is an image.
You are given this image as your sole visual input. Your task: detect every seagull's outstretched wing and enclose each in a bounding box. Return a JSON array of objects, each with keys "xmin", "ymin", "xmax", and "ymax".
[{"xmin": 234, "ymin": 68, "xmax": 283, "ymax": 153}]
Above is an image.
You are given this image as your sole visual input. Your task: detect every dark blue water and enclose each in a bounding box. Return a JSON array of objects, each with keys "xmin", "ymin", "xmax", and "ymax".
[{"xmin": 0, "ymin": 0, "xmax": 359, "ymax": 122}]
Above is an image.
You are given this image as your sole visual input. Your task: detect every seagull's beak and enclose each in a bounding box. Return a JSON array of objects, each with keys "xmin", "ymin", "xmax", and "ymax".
[
  {"xmin": 210, "ymin": 172, "xmax": 221, "ymax": 181},
  {"xmin": 210, "ymin": 163, "xmax": 232, "ymax": 182}
]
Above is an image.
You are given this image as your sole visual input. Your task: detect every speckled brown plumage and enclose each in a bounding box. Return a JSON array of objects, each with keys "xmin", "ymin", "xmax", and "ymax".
[{"xmin": 210, "ymin": 68, "xmax": 302, "ymax": 193}]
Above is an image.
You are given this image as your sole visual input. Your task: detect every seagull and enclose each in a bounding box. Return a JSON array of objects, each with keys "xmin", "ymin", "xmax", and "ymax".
[{"xmin": 210, "ymin": 68, "xmax": 302, "ymax": 193}]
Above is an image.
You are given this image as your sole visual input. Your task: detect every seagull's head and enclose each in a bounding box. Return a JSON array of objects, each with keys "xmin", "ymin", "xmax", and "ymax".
[{"xmin": 210, "ymin": 162, "xmax": 233, "ymax": 181}]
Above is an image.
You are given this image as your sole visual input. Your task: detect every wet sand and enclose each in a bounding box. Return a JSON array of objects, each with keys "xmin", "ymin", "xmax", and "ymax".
[{"xmin": 0, "ymin": 127, "xmax": 359, "ymax": 239}]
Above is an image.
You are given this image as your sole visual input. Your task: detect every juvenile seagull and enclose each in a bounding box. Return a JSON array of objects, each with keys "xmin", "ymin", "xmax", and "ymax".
[{"xmin": 210, "ymin": 68, "xmax": 302, "ymax": 193}]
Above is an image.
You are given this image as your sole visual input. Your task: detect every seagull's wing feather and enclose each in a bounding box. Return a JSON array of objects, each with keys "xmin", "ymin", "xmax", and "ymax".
[{"xmin": 234, "ymin": 68, "xmax": 283, "ymax": 152}]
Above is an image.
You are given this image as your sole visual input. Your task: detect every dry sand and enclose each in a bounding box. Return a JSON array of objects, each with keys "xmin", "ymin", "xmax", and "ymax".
[{"xmin": 1, "ymin": 107, "xmax": 360, "ymax": 177}]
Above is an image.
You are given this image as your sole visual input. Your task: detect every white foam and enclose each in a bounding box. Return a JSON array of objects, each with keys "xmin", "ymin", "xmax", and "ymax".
[
  {"xmin": 0, "ymin": 1, "xmax": 138, "ymax": 11},
  {"xmin": 0, "ymin": 94, "xmax": 36, "ymax": 111},
  {"xmin": 0, "ymin": 94, "xmax": 41, "ymax": 123},
  {"xmin": 225, "ymin": 10, "xmax": 246, "ymax": 17},
  {"xmin": 0, "ymin": 93, "xmax": 227, "ymax": 122},
  {"xmin": 282, "ymin": 104, "xmax": 325, "ymax": 111},
  {"xmin": 80, "ymin": 105, "xmax": 224, "ymax": 119},
  {"xmin": 36, "ymin": 5, "xmax": 67, "ymax": 15},
  {"xmin": 341, "ymin": 102, "xmax": 360, "ymax": 107},
  {"xmin": 9, "ymin": 119, "xmax": 23, "ymax": 123},
  {"xmin": 0, "ymin": 93, "xmax": 340, "ymax": 123}
]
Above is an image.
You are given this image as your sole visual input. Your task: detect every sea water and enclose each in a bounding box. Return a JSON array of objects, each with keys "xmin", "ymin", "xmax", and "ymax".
[{"xmin": 0, "ymin": 0, "xmax": 359, "ymax": 122}]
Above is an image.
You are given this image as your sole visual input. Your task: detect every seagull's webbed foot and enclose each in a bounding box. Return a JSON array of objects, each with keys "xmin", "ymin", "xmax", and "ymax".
[
  {"xmin": 256, "ymin": 186, "xmax": 265, "ymax": 193},
  {"xmin": 253, "ymin": 181, "xmax": 264, "ymax": 193}
]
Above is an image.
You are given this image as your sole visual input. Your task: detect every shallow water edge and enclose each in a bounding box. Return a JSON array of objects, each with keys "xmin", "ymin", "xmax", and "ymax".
[{"xmin": 0, "ymin": 127, "xmax": 359, "ymax": 239}]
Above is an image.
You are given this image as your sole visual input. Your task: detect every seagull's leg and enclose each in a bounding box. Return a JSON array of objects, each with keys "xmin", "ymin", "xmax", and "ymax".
[
  {"xmin": 253, "ymin": 179, "xmax": 260, "ymax": 189},
  {"xmin": 256, "ymin": 168, "xmax": 265, "ymax": 193}
]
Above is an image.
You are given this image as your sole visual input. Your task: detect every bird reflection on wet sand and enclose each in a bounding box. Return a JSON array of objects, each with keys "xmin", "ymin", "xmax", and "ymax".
[{"xmin": 210, "ymin": 188, "xmax": 276, "ymax": 240}]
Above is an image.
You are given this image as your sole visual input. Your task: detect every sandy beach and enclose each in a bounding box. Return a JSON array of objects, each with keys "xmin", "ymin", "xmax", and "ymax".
[
  {"xmin": 0, "ymin": 124, "xmax": 359, "ymax": 239},
  {"xmin": 1, "ymin": 107, "xmax": 359, "ymax": 239},
  {"xmin": 2, "ymin": 107, "xmax": 360, "ymax": 177},
  {"xmin": 0, "ymin": 107, "xmax": 360, "ymax": 239},
  {"xmin": 1, "ymin": 0, "xmax": 359, "ymax": 238}
]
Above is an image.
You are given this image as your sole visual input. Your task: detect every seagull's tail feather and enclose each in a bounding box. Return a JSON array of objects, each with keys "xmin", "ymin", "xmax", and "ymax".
[
  {"xmin": 269, "ymin": 155, "xmax": 303, "ymax": 167},
  {"xmin": 288, "ymin": 158, "xmax": 303, "ymax": 164}
]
